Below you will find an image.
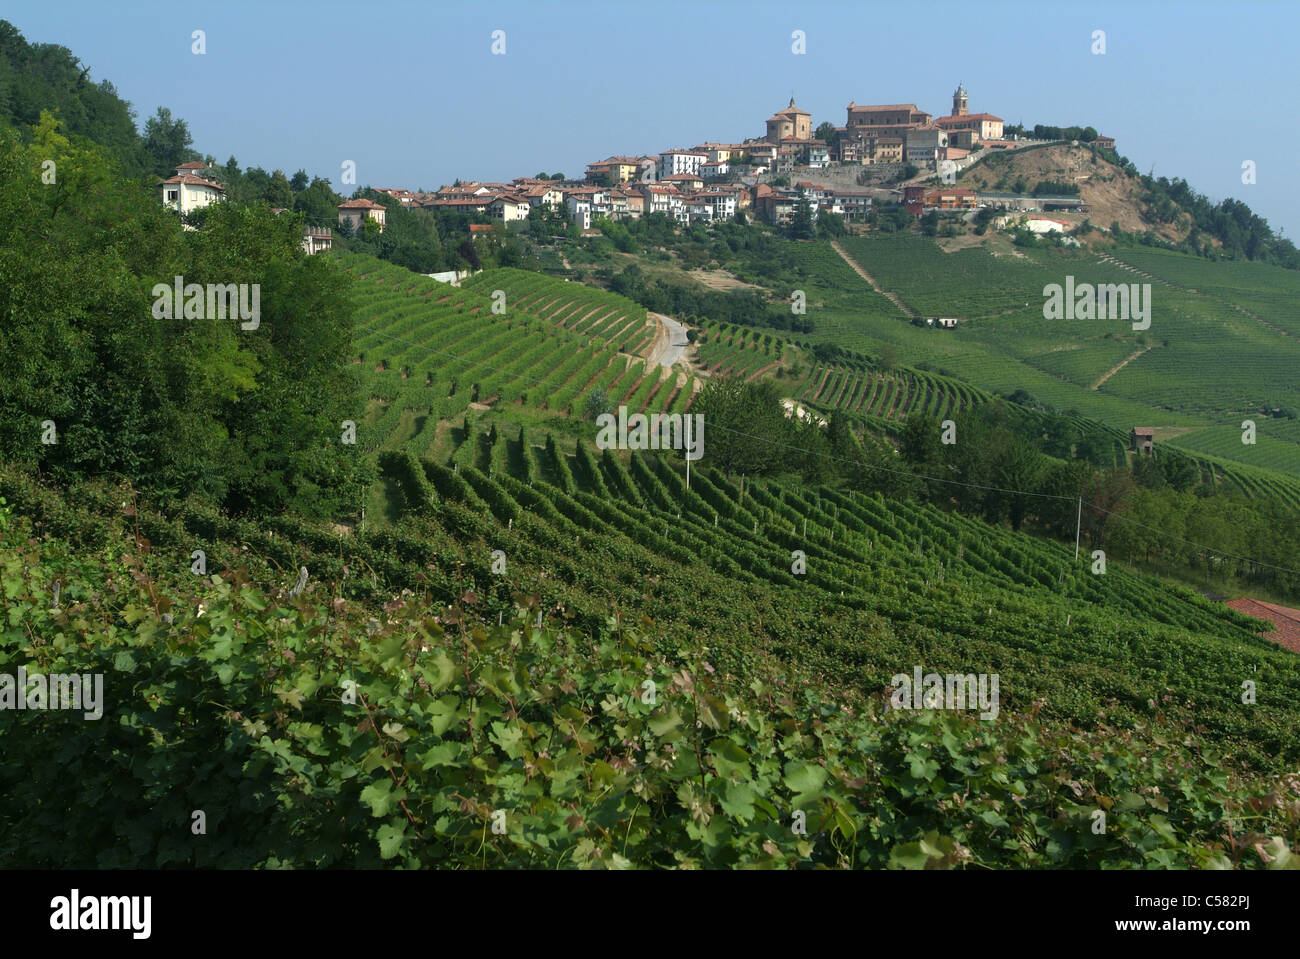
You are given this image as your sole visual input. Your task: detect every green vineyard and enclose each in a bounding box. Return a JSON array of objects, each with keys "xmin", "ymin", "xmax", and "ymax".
[{"xmin": 340, "ymin": 255, "xmax": 701, "ymax": 462}]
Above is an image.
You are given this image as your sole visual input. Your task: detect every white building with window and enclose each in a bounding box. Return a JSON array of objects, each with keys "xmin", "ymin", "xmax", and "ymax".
[
  {"xmin": 566, "ymin": 197, "xmax": 591, "ymax": 230},
  {"xmin": 159, "ymin": 161, "xmax": 225, "ymax": 215},
  {"xmin": 488, "ymin": 194, "xmax": 532, "ymax": 222},
  {"xmin": 657, "ymin": 150, "xmax": 707, "ymax": 180}
]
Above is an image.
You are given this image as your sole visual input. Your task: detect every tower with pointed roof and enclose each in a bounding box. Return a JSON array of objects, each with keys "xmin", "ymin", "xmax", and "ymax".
[
  {"xmin": 765, "ymin": 96, "xmax": 812, "ymax": 141},
  {"xmin": 952, "ymin": 83, "xmax": 969, "ymax": 117}
]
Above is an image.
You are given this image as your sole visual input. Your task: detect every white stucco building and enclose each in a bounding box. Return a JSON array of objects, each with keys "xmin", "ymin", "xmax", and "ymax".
[{"xmin": 159, "ymin": 161, "xmax": 225, "ymax": 215}]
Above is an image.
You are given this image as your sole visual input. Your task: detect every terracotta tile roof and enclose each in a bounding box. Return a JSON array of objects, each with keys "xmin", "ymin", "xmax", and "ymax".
[
  {"xmin": 159, "ymin": 174, "xmax": 225, "ymax": 190},
  {"xmin": 847, "ymin": 103, "xmax": 924, "ymax": 112},
  {"xmin": 175, "ymin": 161, "xmax": 209, "ymax": 170},
  {"xmin": 338, "ymin": 198, "xmax": 384, "ymax": 209},
  {"xmin": 1133, "ymin": 427, "xmax": 1155, "ymax": 437},
  {"xmin": 1227, "ymin": 598, "xmax": 1300, "ymax": 653}
]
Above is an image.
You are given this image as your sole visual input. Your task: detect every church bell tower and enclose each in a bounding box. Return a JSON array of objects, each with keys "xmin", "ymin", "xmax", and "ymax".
[{"xmin": 953, "ymin": 83, "xmax": 969, "ymax": 117}]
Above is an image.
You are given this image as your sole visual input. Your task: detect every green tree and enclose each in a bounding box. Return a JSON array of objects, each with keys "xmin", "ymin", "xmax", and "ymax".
[
  {"xmin": 694, "ymin": 377, "xmax": 794, "ymax": 476},
  {"xmin": 141, "ymin": 105, "xmax": 197, "ymax": 176},
  {"xmin": 584, "ymin": 388, "xmax": 613, "ymax": 422},
  {"xmin": 264, "ymin": 169, "xmax": 293, "ymax": 208},
  {"xmin": 787, "ymin": 199, "xmax": 815, "ymax": 240}
]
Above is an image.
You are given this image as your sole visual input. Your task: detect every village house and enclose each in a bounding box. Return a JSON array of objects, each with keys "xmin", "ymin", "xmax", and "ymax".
[
  {"xmin": 706, "ymin": 183, "xmax": 747, "ymax": 210},
  {"xmin": 585, "ymin": 156, "xmax": 640, "ymax": 183},
  {"xmin": 562, "ymin": 185, "xmax": 611, "ymax": 218},
  {"xmin": 521, "ymin": 184, "xmax": 565, "ymax": 208},
  {"xmin": 694, "ymin": 142, "xmax": 746, "ymax": 163},
  {"xmin": 272, "ymin": 206, "xmax": 333, "ymax": 254},
  {"xmin": 923, "ymin": 186, "xmax": 979, "ymax": 210},
  {"xmin": 1131, "ymin": 428, "xmax": 1155, "ymax": 455},
  {"xmin": 836, "ymin": 132, "xmax": 904, "ymax": 165},
  {"xmin": 743, "ymin": 142, "xmax": 778, "ymax": 166},
  {"xmin": 159, "ymin": 161, "xmax": 225, "ymax": 215},
  {"xmin": 375, "ymin": 187, "xmax": 422, "ymax": 207},
  {"xmin": 488, "ymin": 194, "xmax": 531, "ymax": 222},
  {"xmin": 425, "ymin": 196, "xmax": 491, "ymax": 215},
  {"xmin": 434, "ymin": 182, "xmax": 492, "ymax": 200},
  {"xmin": 692, "ymin": 191, "xmax": 736, "ymax": 221},
  {"xmin": 301, "ymin": 225, "xmax": 334, "ymax": 255},
  {"xmin": 658, "ymin": 149, "xmax": 708, "ymax": 179},
  {"xmin": 662, "ymin": 172, "xmax": 704, "ymax": 192},
  {"xmin": 637, "ymin": 184, "xmax": 676, "ymax": 216},
  {"xmin": 337, "ymin": 197, "xmax": 386, "ymax": 233},
  {"xmin": 753, "ymin": 184, "xmax": 816, "ymax": 227},
  {"xmin": 609, "ymin": 188, "xmax": 645, "ymax": 220},
  {"xmin": 806, "ymin": 142, "xmax": 830, "ymax": 168},
  {"xmin": 566, "ymin": 196, "xmax": 592, "ymax": 230},
  {"xmin": 796, "ymin": 181, "xmax": 828, "ymax": 202},
  {"xmin": 934, "ymin": 112, "xmax": 1005, "ymax": 141},
  {"xmin": 903, "ymin": 184, "xmax": 925, "ymax": 217},
  {"xmin": 904, "ymin": 126, "xmax": 948, "ymax": 166},
  {"xmin": 683, "ymin": 195, "xmax": 716, "ymax": 224},
  {"xmin": 829, "ymin": 188, "xmax": 872, "ymax": 219}
]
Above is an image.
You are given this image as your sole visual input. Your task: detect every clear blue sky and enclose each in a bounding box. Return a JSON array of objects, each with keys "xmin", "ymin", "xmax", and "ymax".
[{"xmin": 8, "ymin": 0, "xmax": 1296, "ymax": 236}]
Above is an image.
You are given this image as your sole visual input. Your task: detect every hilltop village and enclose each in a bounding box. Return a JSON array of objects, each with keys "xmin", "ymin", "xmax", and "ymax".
[{"xmin": 159, "ymin": 85, "xmax": 1114, "ymax": 250}]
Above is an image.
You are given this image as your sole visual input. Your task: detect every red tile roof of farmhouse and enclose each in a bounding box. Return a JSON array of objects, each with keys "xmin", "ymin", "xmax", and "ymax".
[
  {"xmin": 1226, "ymin": 598, "xmax": 1300, "ymax": 653},
  {"xmin": 338, "ymin": 198, "xmax": 384, "ymax": 209},
  {"xmin": 175, "ymin": 160, "xmax": 209, "ymax": 170},
  {"xmin": 159, "ymin": 173, "xmax": 225, "ymax": 190},
  {"xmin": 1133, "ymin": 427, "xmax": 1155, "ymax": 437},
  {"xmin": 469, "ymin": 224, "xmax": 494, "ymax": 233}
]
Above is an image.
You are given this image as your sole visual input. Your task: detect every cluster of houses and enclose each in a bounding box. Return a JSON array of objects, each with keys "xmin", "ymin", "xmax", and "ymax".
[
  {"xmin": 368, "ymin": 161, "xmax": 748, "ymax": 230},
  {"xmin": 158, "ymin": 159, "xmax": 340, "ymax": 253},
  {"xmin": 159, "ymin": 85, "xmax": 1113, "ymax": 241}
]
